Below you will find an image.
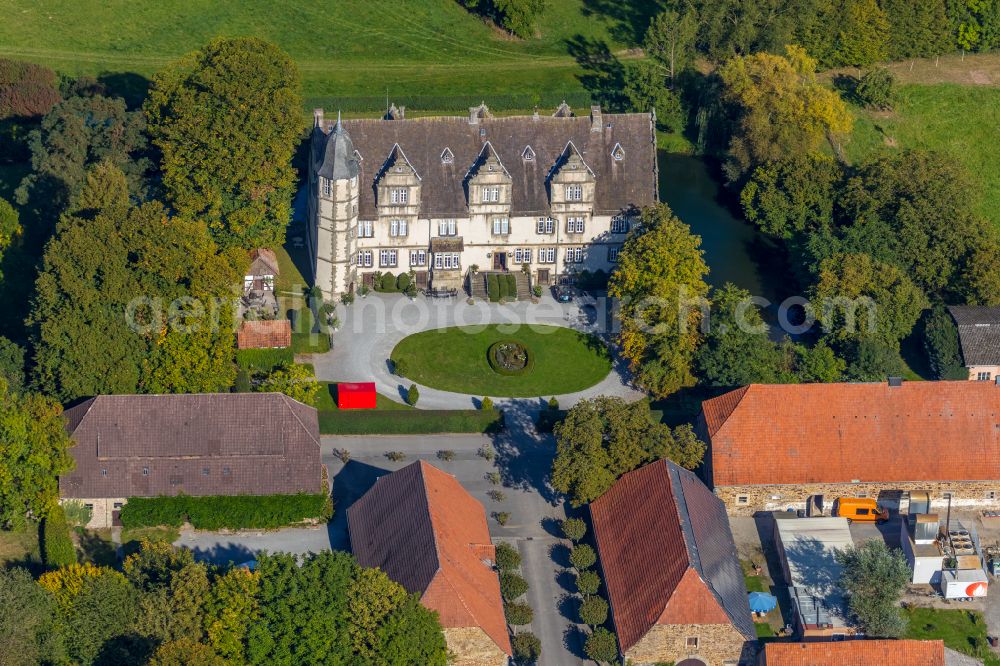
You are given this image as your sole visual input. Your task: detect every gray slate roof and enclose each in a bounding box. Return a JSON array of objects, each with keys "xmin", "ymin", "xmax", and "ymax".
[
  {"xmin": 949, "ymin": 305, "xmax": 1000, "ymax": 366},
  {"xmin": 317, "ymin": 119, "xmax": 361, "ymax": 180},
  {"xmin": 61, "ymin": 393, "xmax": 322, "ymax": 499},
  {"xmin": 312, "ymin": 110, "xmax": 657, "ymax": 219}
]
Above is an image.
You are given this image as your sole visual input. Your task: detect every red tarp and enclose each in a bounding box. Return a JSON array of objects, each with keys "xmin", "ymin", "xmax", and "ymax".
[{"xmin": 338, "ymin": 382, "xmax": 377, "ymax": 409}]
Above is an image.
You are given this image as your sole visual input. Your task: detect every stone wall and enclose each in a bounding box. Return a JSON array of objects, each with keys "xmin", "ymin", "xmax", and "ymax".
[
  {"xmin": 61, "ymin": 497, "xmax": 127, "ymax": 529},
  {"xmin": 442, "ymin": 627, "xmax": 508, "ymax": 666},
  {"xmin": 623, "ymin": 622, "xmax": 750, "ymax": 666},
  {"xmin": 716, "ymin": 480, "xmax": 1000, "ymax": 516}
]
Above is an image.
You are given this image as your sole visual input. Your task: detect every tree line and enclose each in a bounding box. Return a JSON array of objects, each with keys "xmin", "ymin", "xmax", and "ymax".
[{"xmin": 1, "ymin": 541, "xmax": 447, "ymax": 666}]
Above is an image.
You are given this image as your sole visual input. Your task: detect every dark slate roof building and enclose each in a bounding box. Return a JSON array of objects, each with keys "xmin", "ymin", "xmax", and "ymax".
[
  {"xmin": 61, "ymin": 393, "xmax": 322, "ymax": 499},
  {"xmin": 948, "ymin": 305, "xmax": 1000, "ymax": 367},
  {"xmin": 590, "ymin": 459, "xmax": 754, "ymax": 664},
  {"xmin": 310, "ymin": 108, "xmax": 657, "ymax": 220}
]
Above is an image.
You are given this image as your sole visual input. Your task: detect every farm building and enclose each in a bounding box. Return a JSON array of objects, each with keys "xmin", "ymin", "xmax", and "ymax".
[
  {"xmin": 759, "ymin": 639, "xmax": 945, "ymax": 665},
  {"xmin": 700, "ymin": 380, "xmax": 1000, "ymax": 515}
]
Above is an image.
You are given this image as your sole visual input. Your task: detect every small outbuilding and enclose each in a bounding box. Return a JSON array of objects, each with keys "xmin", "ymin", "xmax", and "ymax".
[
  {"xmin": 759, "ymin": 639, "xmax": 945, "ymax": 665},
  {"xmin": 337, "ymin": 382, "xmax": 377, "ymax": 409},
  {"xmin": 236, "ymin": 319, "xmax": 292, "ymax": 349}
]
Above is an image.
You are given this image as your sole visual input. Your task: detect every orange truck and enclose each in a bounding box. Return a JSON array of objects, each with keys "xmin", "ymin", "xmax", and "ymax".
[{"xmin": 833, "ymin": 497, "xmax": 889, "ymax": 524}]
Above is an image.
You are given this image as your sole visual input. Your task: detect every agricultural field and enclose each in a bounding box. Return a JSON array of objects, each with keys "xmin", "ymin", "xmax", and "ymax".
[{"xmin": 0, "ymin": 0, "xmax": 655, "ymax": 114}]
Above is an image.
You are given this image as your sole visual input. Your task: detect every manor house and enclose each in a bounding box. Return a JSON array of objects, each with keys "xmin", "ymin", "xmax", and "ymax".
[{"xmin": 307, "ymin": 103, "xmax": 657, "ymax": 298}]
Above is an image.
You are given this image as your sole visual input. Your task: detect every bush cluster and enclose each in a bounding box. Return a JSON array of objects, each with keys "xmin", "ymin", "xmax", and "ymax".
[
  {"xmin": 512, "ymin": 632, "xmax": 542, "ymax": 662},
  {"xmin": 119, "ymin": 493, "xmax": 332, "ymax": 530},
  {"xmin": 502, "ymin": 273, "xmax": 517, "ymax": 299},
  {"xmin": 500, "ymin": 571, "xmax": 528, "ymax": 601},
  {"xmin": 495, "ymin": 542, "xmax": 522, "ymax": 570},
  {"xmin": 42, "ymin": 504, "xmax": 77, "ymax": 567},
  {"xmin": 487, "ymin": 274, "xmax": 500, "ymax": 302}
]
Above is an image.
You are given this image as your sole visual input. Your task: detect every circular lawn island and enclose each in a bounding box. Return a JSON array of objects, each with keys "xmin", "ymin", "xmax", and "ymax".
[{"xmin": 390, "ymin": 324, "xmax": 611, "ymax": 397}]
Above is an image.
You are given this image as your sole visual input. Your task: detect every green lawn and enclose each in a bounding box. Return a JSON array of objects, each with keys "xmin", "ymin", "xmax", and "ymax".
[
  {"xmin": 0, "ymin": 0, "xmax": 646, "ymax": 113},
  {"xmin": 391, "ymin": 324, "xmax": 611, "ymax": 397},
  {"xmin": 846, "ymin": 84, "xmax": 1000, "ymax": 227},
  {"xmin": 904, "ymin": 607, "xmax": 1000, "ymax": 666},
  {"xmin": 0, "ymin": 523, "xmax": 41, "ymax": 569}
]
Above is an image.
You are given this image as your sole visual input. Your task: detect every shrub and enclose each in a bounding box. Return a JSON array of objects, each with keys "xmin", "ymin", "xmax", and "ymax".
[
  {"xmin": 505, "ymin": 601, "xmax": 534, "ymax": 626},
  {"xmin": 340, "ymin": 291, "xmax": 355, "ymax": 305},
  {"xmin": 855, "ymin": 67, "xmax": 896, "ymax": 110},
  {"xmin": 487, "ymin": 471, "xmax": 502, "ymax": 485},
  {"xmin": 532, "ymin": 284, "xmax": 542, "ymax": 297},
  {"xmin": 561, "ymin": 517, "xmax": 587, "ymax": 542},
  {"xmin": 548, "ymin": 396, "xmax": 559, "ymax": 410},
  {"xmin": 334, "ymin": 448, "xmax": 351, "ymax": 463},
  {"xmin": 406, "ymin": 383, "xmax": 419, "ymax": 406},
  {"xmin": 923, "ymin": 305, "xmax": 966, "ymax": 380},
  {"xmin": 579, "ymin": 595, "xmax": 609, "ymax": 626},
  {"xmin": 234, "ymin": 368, "xmax": 252, "ymax": 393},
  {"xmin": 481, "ymin": 396, "xmax": 494, "ymax": 411},
  {"xmin": 512, "ymin": 632, "xmax": 542, "ymax": 662},
  {"xmin": 495, "ymin": 542, "xmax": 522, "ymax": 570},
  {"xmin": 358, "ymin": 284, "xmax": 370, "ymax": 297},
  {"xmin": 478, "ymin": 444, "xmax": 495, "ymax": 461},
  {"xmin": 570, "ymin": 544, "xmax": 597, "ymax": 570},
  {"xmin": 487, "ymin": 274, "xmax": 500, "ymax": 302},
  {"xmin": 584, "ymin": 627, "xmax": 618, "ymax": 663},
  {"xmin": 505, "ymin": 273, "xmax": 517, "ymax": 299},
  {"xmin": 42, "ymin": 504, "xmax": 77, "ymax": 567},
  {"xmin": 494, "ymin": 511, "xmax": 511, "ymax": 526},
  {"xmin": 380, "ymin": 272, "xmax": 397, "ymax": 292},
  {"xmin": 385, "ymin": 451, "xmax": 406, "ymax": 462},
  {"xmin": 0, "ymin": 58, "xmax": 61, "ymax": 120},
  {"xmin": 236, "ymin": 347, "xmax": 294, "ymax": 372},
  {"xmin": 393, "ymin": 357, "xmax": 408, "ymax": 377},
  {"xmin": 62, "ymin": 500, "xmax": 93, "ymax": 528},
  {"xmin": 488, "ymin": 490, "xmax": 507, "ymax": 502},
  {"xmin": 500, "ymin": 572, "xmax": 529, "ymax": 601},
  {"xmin": 119, "ymin": 493, "xmax": 331, "ymax": 530},
  {"xmin": 397, "ymin": 272, "xmax": 411, "ymax": 291},
  {"xmin": 436, "ymin": 449, "xmax": 456, "ymax": 462},
  {"xmin": 576, "ymin": 570, "xmax": 601, "ymax": 596}
]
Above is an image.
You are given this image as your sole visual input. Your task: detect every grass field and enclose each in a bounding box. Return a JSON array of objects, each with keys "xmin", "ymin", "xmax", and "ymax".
[
  {"xmin": 904, "ymin": 607, "xmax": 1000, "ymax": 666},
  {"xmin": 846, "ymin": 84, "xmax": 1000, "ymax": 226},
  {"xmin": 0, "ymin": 0, "xmax": 650, "ymax": 113},
  {"xmin": 391, "ymin": 324, "xmax": 611, "ymax": 397}
]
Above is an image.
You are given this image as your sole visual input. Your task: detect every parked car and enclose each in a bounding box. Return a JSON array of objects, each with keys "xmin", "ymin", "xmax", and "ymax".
[
  {"xmin": 552, "ymin": 285, "xmax": 575, "ymax": 303},
  {"xmin": 833, "ymin": 497, "xmax": 888, "ymax": 524}
]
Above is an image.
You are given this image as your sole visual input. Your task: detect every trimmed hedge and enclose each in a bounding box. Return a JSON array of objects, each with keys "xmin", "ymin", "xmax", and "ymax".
[
  {"xmin": 319, "ymin": 409, "xmax": 503, "ymax": 435},
  {"xmin": 397, "ymin": 273, "xmax": 411, "ymax": 291},
  {"xmin": 236, "ymin": 347, "xmax": 294, "ymax": 372},
  {"xmin": 504, "ymin": 273, "xmax": 517, "ymax": 299},
  {"xmin": 120, "ymin": 493, "xmax": 332, "ymax": 531},
  {"xmin": 42, "ymin": 504, "xmax": 77, "ymax": 567},
  {"xmin": 379, "ymin": 272, "xmax": 398, "ymax": 292},
  {"xmin": 487, "ymin": 274, "xmax": 500, "ymax": 302}
]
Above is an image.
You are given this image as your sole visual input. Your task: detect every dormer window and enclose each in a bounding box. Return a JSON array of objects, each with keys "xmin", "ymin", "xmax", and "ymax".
[
  {"xmin": 390, "ymin": 188, "xmax": 408, "ymax": 204},
  {"xmin": 522, "ymin": 146, "xmax": 535, "ymax": 161},
  {"xmin": 566, "ymin": 184, "xmax": 583, "ymax": 201},
  {"xmin": 612, "ymin": 143, "xmax": 625, "ymax": 161},
  {"xmin": 441, "ymin": 147, "xmax": 454, "ymax": 164}
]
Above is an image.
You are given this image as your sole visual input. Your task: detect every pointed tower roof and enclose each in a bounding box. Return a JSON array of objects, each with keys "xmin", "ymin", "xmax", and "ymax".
[{"xmin": 317, "ymin": 113, "xmax": 360, "ymax": 180}]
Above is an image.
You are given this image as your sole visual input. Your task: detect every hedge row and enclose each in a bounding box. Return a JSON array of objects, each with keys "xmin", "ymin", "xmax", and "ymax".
[
  {"xmin": 236, "ymin": 347, "xmax": 294, "ymax": 372},
  {"xmin": 318, "ymin": 409, "xmax": 503, "ymax": 435},
  {"xmin": 504, "ymin": 274, "xmax": 517, "ymax": 299},
  {"xmin": 487, "ymin": 274, "xmax": 500, "ymax": 302},
  {"xmin": 42, "ymin": 504, "xmax": 77, "ymax": 567},
  {"xmin": 374, "ymin": 273, "xmax": 415, "ymax": 293},
  {"xmin": 119, "ymin": 493, "xmax": 332, "ymax": 531}
]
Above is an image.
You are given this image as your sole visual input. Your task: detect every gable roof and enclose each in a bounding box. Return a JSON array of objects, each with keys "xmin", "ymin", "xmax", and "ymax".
[
  {"xmin": 763, "ymin": 639, "xmax": 945, "ymax": 665},
  {"xmin": 347, "ymin": 461, "xmax": 512, "ymax": 656},
  {"xmin": 237, "ymin": 319, "xmax": 291, "ymax": 349},
  {"xmin": 312, "ymin": 110, "xmax": 656, "ymax": 218},
  {"xmin": 247, "ymin": 248, "xmax": 279, "ymax": 277},
  {"xmin": 703, "ymin": 381, "xmax": 1000, "ymax": 487},
  {"xmin": 61, "ymin": 393, "xmax": 321, "ymax": 498},
  {"xmin": 948, "ymin": 305, "xmax": 1000, "ymax": 366},
  {"xmin": 590, "ymin": 459, "xmax": 754, "ymax": 653}
]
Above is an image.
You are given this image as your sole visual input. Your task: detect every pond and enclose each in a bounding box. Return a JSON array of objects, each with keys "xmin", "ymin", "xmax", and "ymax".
[{"xmin": 658, "ymin": 152, "xmax": 783, "ymax": 304}]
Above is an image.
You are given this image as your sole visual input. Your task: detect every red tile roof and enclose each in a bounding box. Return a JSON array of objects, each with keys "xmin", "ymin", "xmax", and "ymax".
[
  {"xmin": 590, "ymin": 460, "xmax": 754, "ymax": 653},
  {"xmin": 247, "ymin": 248, "xmax": 279, "ymax": 276},
  {"xmin": 237, "ymin": 320, "xmax": 291, "ymax": 349},
  {"xmin": 347, "ymin": 461, "xmax": 511, "ymax": 656},
  {"xmin": 763, "ymin": 639, "xmax": 944, "ymax": 665},
  {"xmin": 702, "ymin": 381, "xmax": 1000, "ymax": 487}
]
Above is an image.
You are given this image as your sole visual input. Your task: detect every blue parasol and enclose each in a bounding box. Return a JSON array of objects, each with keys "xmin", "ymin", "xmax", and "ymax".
[{"xmin": 748, "ymin": 591, "xmax": 777, "ymax": 613}]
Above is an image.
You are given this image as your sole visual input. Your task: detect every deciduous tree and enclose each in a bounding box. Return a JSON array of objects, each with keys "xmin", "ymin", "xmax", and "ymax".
[
  {"xmin": 145, "ymin": 37, "xmax": 302, "ymax": 249},
  {"xmin": 584, "ymin": 627, "xmax": 618, "ymax": 664},
  {"xmin": 0, "ymin": 567, "xmax": 63, "ymax": 666},
  {"xmin": 257, "ymin": 363, "xmax": 320, "ymax": 405},
  {"xmin": 740, "ymin": 154, "xmax": 840, "ymax": 239},
  {"xmin": 644, "ymin": 9, "xmax": 699, "ymax": 83},
  {"xmin": 836, "ymin": 540, "xmax": 910, "ymax": 637},
  {"xmin": 609, "ymin": 203, "xmax": 709, "ymax": 397}
]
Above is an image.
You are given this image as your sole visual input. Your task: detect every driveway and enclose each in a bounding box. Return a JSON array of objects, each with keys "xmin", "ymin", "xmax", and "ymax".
[
  {"xmin": 308, "ymin": 292, "xmax": 643, "ymax": 410},
  {"xmin": 174, "ymin": 526, "xmax": 331, "ymax": 564},
  {"xmin": 323, "ymin": 428, "xmax": 587, "ymax": 665}
]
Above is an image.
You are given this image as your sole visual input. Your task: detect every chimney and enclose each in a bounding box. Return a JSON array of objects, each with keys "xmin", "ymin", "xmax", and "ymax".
[
  {"xmin": 313, "ymin": 108, "xmax": 324, "ymax": 129},
  {"xmin": 590, "ymin": 105, "xmax": 602, "ymax": 132},
  {"xmin": 533, "ymin": 106, "xmax": 539, "ymax": 121},
  {"xmin": 888, "ymin": 376, "xmax": 903, "ymax": 387},
  {"xmin": 469, "ymin": 106, "xmax": 479, "ymax": 125}
]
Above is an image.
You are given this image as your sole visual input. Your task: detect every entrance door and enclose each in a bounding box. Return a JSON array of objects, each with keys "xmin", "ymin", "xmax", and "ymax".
[
  {"xmin": 493, "ymin": 252, "xmax": 506, "ymax": 271},
  {"xmin": 537, "ymin": 268, "xmax": 550, "ymax": 285}
]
